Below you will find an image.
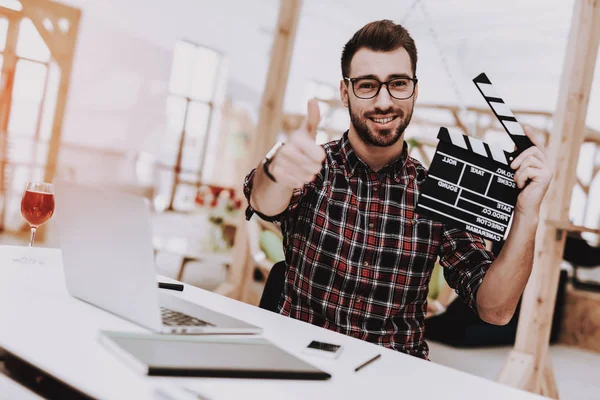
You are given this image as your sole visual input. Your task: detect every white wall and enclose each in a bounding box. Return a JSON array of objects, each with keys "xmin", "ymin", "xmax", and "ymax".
[{"xmin": 59, "ymin": 0, "xmax": 278, "ymax": 155}]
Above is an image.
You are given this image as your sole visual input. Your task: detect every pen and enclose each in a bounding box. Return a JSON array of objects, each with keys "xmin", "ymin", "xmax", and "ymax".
[
  {"xmin": 354, "ymin": 353, "xmax": 381, "ymax": 372},
  {"xmin": 158, "ymin": 282, "xmax": 184, "ymax": 291}
]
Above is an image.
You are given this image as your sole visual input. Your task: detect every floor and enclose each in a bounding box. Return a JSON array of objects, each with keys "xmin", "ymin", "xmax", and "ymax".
[{"xmin": 428, "ymin": 341, "xmax": 600, "ymax": 399}]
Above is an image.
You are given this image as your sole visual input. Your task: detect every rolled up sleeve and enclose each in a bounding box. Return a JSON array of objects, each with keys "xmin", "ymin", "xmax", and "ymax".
[
  {"xmin": 438, "ymin": 227, "xmax": 495, "ymax": 315},
  {"xmin": 243, "ymin": 168, "xmax": 304, "ymax": 224}
]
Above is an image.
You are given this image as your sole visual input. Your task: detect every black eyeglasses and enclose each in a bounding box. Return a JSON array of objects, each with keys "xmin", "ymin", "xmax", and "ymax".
[{"xmin": 344, "ymin": 76, "xmax": 418, "ymax": 100}]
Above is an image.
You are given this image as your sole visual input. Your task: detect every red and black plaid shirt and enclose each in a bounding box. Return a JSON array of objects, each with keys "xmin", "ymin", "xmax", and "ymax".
[{"xmin": 244, "ymin": 132, "xmax": 494, "ymax": 359}]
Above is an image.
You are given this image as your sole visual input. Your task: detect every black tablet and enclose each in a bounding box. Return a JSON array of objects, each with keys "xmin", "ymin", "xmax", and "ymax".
[{"xmin": 99, "ymin": 331, "xmax": 331, "ymax": 380}]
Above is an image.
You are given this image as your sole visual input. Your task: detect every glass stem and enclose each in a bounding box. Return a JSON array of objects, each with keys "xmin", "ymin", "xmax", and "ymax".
[{"xmin": 29, "ymin": 227, "xmax": 37, "ymax": 247}]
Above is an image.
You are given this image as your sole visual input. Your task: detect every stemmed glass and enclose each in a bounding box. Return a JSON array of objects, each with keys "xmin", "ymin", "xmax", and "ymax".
[{"xmin": 20, "ymin": 181, "xmax": 55, "ymax": 247}]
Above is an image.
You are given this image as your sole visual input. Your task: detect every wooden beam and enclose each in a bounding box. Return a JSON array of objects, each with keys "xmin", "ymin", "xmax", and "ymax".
[
  {"xmin": 546, "ymin": 221, "xmax": 599, "ymax": 235},
  {"xmin": 499, "ymin": 351, "xmax": 535, "ymax": 391},
  {"xmin": 541, "ymin": 355, "xmax": 559, "ymax": 399},
  {"xmin": 22, "ymin": 7, "xmax": 62, "ymax": 62},
  {"xmin": 0, "ymin": 7, "xmax": 21, "ymax": 18},
  {"xmin": 20, "ymin": 0, "xmax": 79, "ymax": 21},
  {"xmin": 450, "ymin": 109, "xmax": 469, "ymax": 135},
  {"xmin": 250, "ymin": 0, "xmax": 302, "ymax": 167},
  {"xmin": 416, "ymin": 145, "xmax": 430, "ymax": 165},
  {"xmin": 21, "ymin": 0, "xmax": 78, "ymax": 69},
  {"xmin": 585, "ymin": 127, "xmax": 600, "ymax": 144},
  {"xmin": 319, "ymin": 98, "xmax": 555, "ymax": 118},
  {"xmin": 499, "ymin": 0, "xmax": 600, "ymax": 394},
  {"xmin": 223, "ymin": 0, "xmax": 302, "ymax": 300},
  {"xmin": 575, "ymin": 178, "xmax": 589, "ymax": 194}
]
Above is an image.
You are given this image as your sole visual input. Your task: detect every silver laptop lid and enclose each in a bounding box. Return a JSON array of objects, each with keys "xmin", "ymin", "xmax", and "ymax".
[{"xmin": 53, "ymin": 179, "xmax": 163, "ymax": 332}]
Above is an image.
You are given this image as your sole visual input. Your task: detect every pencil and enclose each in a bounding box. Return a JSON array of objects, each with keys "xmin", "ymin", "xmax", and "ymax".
[{"xmin": 354, "ymin": 354, "xmax": 381, "ymax": 372}]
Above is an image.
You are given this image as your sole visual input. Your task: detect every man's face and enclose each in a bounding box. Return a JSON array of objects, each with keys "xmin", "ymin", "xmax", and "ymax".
[{"xmin": 340, "ymin": 47, "xmax": 418, "ymax": 147}]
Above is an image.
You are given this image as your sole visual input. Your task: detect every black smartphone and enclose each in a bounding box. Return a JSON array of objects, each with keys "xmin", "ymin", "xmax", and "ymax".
[{"xmin": 303, "ymin": 340, "xmax": 343, "ymax": 358}]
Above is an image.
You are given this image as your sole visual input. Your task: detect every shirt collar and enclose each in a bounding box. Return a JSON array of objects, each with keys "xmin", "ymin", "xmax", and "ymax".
[{"xmin": 339, "ymin": 131, "xmax": 409, "ymax": 182}]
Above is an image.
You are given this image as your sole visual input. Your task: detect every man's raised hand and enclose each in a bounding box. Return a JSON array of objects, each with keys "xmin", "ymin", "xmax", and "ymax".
[{"xmin": 268, "ymin": 99, "xmax": 327, "ymax": 189}]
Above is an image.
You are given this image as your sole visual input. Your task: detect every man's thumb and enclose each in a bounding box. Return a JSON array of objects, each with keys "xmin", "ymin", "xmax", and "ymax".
[{"xmin": 305, "ymin": 99, "xmax": 321, "ymax": 140}]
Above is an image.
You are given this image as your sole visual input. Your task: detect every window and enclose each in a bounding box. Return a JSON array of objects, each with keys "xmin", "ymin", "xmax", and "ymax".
[
  {"xmin": 0, "ymin": 6, "xmax": 56, "ymax": 231},
  {"xmin": 156, "ymin": 40, "xmax": 224, "ymax": 211}
]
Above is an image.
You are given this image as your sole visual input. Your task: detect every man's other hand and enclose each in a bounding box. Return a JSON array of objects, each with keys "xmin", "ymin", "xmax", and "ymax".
[{"xmin": 510, "ymin": 125, "xmax": 553, "ymax": 216}]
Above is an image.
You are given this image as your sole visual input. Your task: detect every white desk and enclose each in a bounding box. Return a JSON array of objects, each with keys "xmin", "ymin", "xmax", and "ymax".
[{"xmin": 0, "ymin": 245, "xmax": 548, "ymax": 400}]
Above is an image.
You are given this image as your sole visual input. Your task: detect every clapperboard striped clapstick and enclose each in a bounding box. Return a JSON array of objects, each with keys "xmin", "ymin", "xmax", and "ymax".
[{"xmin": 415, "ymin": 73, "xmax": 534, "ymax": 243}]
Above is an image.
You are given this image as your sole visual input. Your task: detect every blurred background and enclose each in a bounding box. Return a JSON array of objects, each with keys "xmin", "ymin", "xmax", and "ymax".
[{"xmin": 0, "ymin": 0, "xmax": 599, "ymax": 398}]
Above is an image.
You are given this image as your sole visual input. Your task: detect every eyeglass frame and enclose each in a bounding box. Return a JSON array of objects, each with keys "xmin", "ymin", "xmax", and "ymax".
[{"xmin": 343, "ymin": 76, "xmax": 419, "ymax": 100}]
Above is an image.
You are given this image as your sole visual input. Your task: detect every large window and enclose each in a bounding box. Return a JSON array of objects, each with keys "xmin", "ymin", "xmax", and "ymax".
[
  {"xmin": 156, "ymin": 41, "xmax": 224, "ymax": 211},
  {"xmin": 0, "ymin": 4, "xmax": 61, "ymax": 231}
]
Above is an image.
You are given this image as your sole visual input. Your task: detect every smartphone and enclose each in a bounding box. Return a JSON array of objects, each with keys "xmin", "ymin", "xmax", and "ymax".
[{"xmin": 302, "ymin": 340, "xmax": 343, "ymax": 359}]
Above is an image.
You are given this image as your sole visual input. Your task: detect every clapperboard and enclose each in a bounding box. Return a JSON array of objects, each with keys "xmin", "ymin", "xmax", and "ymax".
[{"xmin": 415, "ymin": 73, "xmax": 533, "ymax": 243}]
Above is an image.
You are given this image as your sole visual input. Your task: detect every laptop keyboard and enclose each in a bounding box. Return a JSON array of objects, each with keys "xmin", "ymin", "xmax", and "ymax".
[{"xmin": 160, "ymin": 307, "xmax": 215, "ymax": 327}]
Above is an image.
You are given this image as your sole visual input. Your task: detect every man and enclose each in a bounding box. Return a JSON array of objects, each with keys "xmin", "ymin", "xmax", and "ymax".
[{"xmin": 243, "ymin": 20, "xmax": 552, "ymax": 359}]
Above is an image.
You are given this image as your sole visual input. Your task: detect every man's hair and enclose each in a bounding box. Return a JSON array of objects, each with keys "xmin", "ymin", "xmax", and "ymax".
[{"xmin": 341, "ymin": 20, "xmax": 418, "ymax": 79}]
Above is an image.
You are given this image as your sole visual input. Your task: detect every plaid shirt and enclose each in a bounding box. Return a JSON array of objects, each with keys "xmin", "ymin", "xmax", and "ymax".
[{"xmin": 244, "ymin": 132, "xmax": 494, "ymax": 359}]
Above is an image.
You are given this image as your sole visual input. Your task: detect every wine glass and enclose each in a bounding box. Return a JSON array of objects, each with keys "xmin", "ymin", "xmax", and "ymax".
[{"xmin": 20, "ymin": 182, "xmax": 55, "ymax": 247}]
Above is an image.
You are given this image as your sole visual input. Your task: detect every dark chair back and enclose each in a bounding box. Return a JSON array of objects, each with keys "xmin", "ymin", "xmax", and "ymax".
[{"xmin": 259, "ymin": 261, "xmax": 287, "ymax": 313}]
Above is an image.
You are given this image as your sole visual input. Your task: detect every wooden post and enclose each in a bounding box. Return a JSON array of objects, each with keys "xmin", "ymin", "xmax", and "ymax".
[
  {"xmin": 541, "ymin": 354, "xmax": 559, "ymax": 398},
  {"xmin": 498, "ymin": 0, "xmax": 600, "ymax": 396},
  {"xmin": 215, "ymin": 0, "xmax": 303, "ymax": 299}
]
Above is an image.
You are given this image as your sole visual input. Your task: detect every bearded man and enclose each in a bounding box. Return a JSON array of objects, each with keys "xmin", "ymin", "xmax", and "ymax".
[{"xmin": 243, "ymin": 20, "xmax": 552, "ymax": 360}]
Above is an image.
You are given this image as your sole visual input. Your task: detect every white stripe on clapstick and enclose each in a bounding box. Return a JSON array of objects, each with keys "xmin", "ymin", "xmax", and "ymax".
[
  {"xmin": 489, "ymin": 101, "xmax": 515, "ymax": 119},
  {"xmin": 421, "ymin": 194, "xmax": 508, "ymax": 230},
  {"xmin": 476, "ymin": 82, "xmax": 501, "ymax": 99},
  {"xmin": 448, "ymin": 130, "xmax": 468, "ymax": 149},
  {"xmin": 417, "ymin": 204, "xmax": 504, "ymax": 239},
  {"xmin": 488, "ymin": 144, "xmax": 508, "ymax": 164},
  {"xmin": 467, "ymin": 137, "xmax": 488, "ymax": 157},
  {"xmin": 502, "ymin": 120, "xmax": 525, "ymax": 136}
]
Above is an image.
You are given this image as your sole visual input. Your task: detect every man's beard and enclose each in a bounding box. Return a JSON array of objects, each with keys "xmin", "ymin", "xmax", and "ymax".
[{"xmin": 348, "ymin": 101, "xmax": 414, "ymax": 147}]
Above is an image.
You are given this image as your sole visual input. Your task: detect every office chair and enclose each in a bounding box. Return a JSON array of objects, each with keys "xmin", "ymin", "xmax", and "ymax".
[{"xmin": 258, "ymin": 260, "xmax": 287, "ymax": 313}]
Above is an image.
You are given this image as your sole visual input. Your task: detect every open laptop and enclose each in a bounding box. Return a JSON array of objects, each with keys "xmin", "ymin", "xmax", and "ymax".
[{"xmin": 53, "ymin": 179, "xmax": 262, "ymax": 335}]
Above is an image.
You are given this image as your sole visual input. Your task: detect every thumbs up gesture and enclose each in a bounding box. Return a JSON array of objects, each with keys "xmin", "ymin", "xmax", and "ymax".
[{"xmin": 267, "ymin": 99, "xmax": 327, "ymax": 188}]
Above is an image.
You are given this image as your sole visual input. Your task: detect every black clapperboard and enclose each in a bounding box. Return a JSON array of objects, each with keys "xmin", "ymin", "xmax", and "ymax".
[{"xmin": 415, "ymin": 73, "xmax": 533, "ymax": 243}]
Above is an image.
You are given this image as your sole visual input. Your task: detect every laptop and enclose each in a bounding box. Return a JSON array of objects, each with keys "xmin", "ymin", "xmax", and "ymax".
[{"xmin": 53, "ymin": 180, "xmax": 262, "ymax": 335}]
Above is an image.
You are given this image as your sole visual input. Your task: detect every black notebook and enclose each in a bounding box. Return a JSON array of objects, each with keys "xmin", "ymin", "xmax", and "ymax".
[{"xmin": 99, "ymin": 331, "xmax": 331, "ymax": 380}]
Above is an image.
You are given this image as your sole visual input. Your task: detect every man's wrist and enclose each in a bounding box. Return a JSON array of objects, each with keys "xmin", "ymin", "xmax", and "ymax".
[{"xmin": 512, "ymin": 211, "xmax": 539, "ymax": 236}]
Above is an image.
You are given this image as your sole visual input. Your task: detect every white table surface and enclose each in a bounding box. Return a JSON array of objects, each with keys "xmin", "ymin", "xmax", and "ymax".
[{"xmin": 0, "ymin": 245, "xmax": 548, "ymax": 400}]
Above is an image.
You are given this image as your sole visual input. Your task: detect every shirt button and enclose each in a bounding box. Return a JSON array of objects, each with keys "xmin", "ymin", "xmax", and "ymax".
[
  {"xmin": 356, "ymin": 296, "xmax": 362, "ymax": 304},
  {"xmin": 373, "ymin": 187, "xmax": 378, "ymax": 191},
  {"xmin": 368, "ymin": 222, "xmax": 374, "ymax": 229},
  {"xmin": 363, "ymin": 261, "xmax": 369, "ymax": 267}
]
